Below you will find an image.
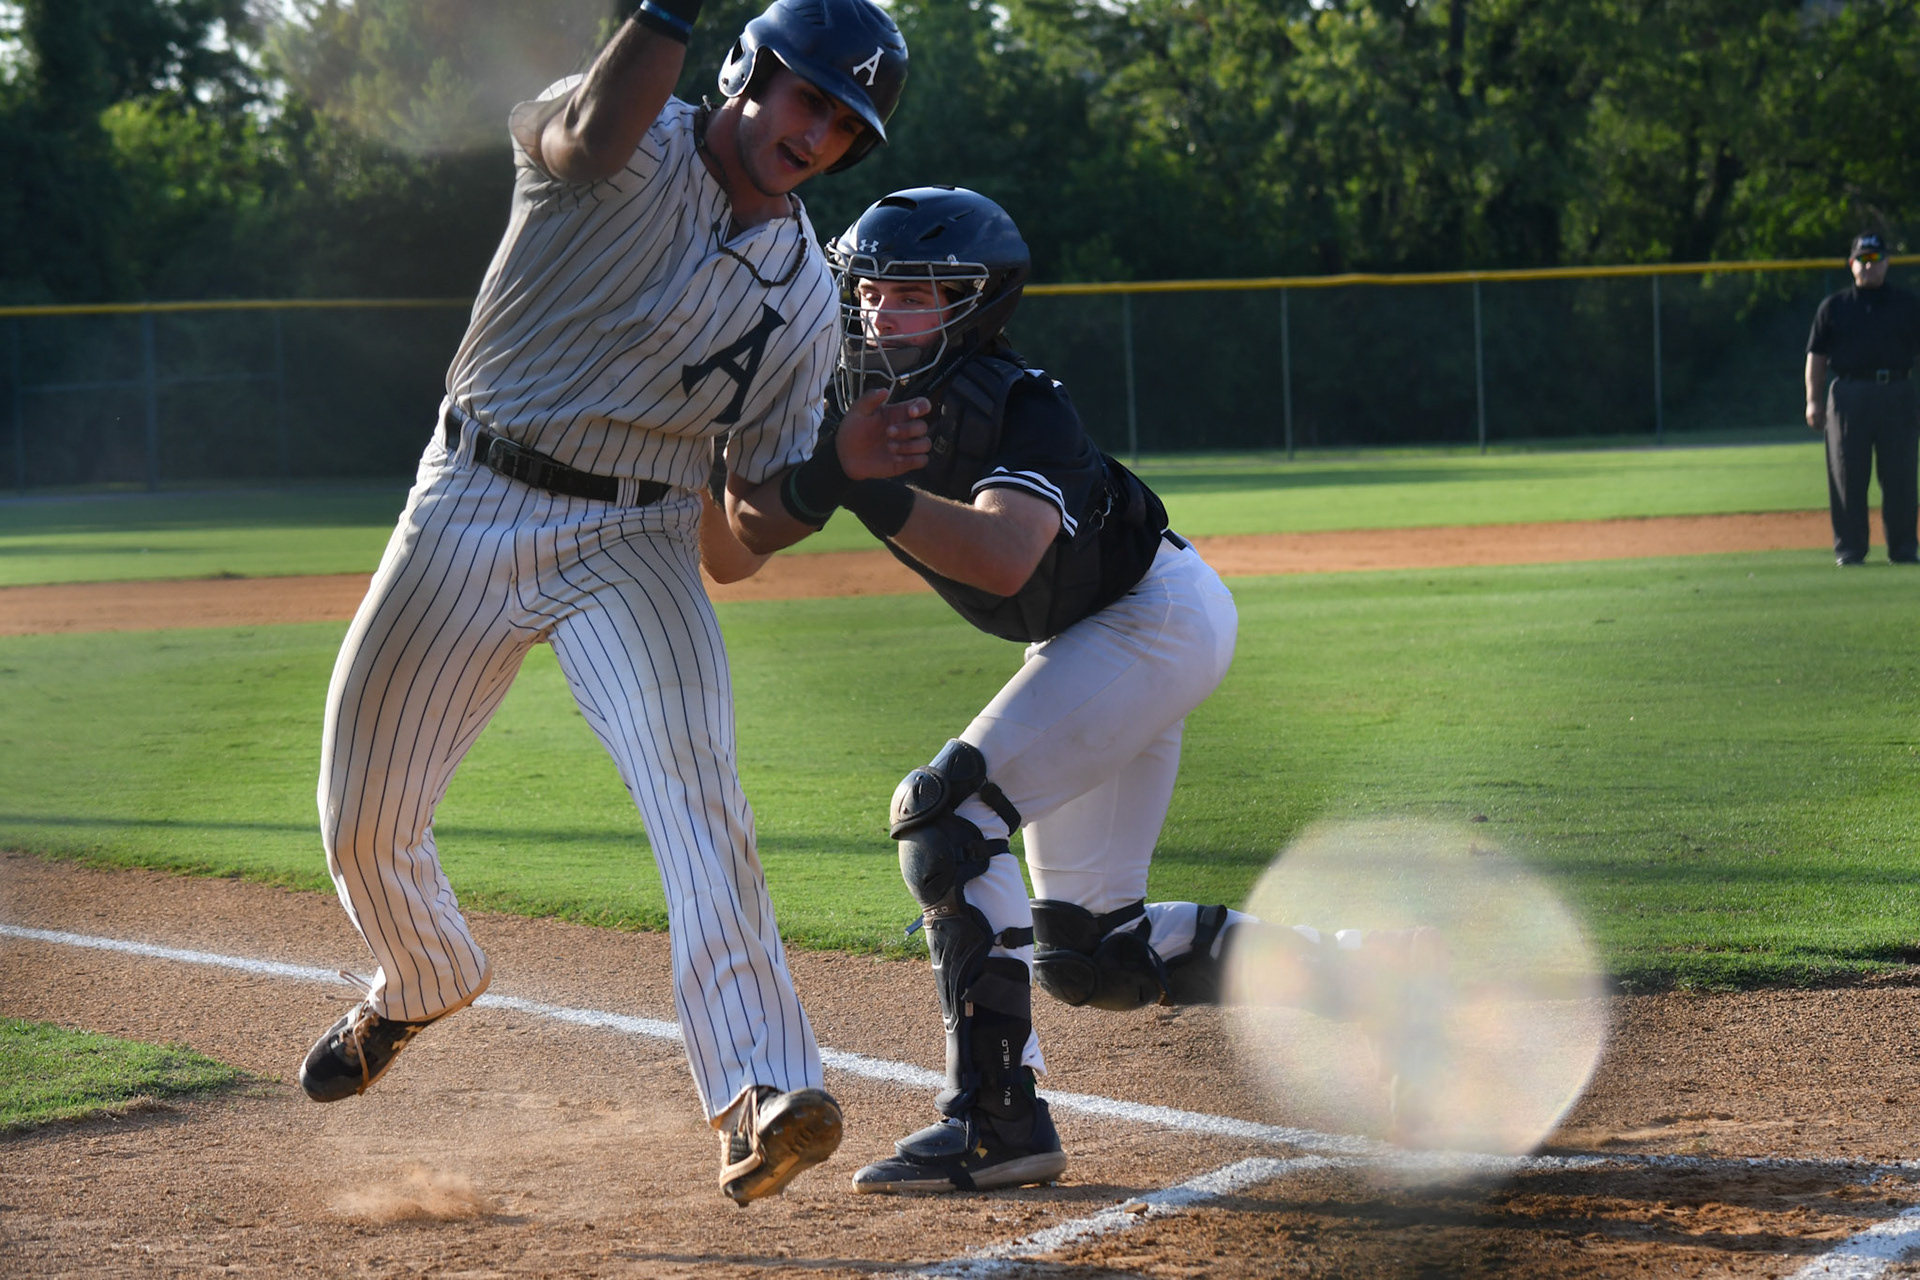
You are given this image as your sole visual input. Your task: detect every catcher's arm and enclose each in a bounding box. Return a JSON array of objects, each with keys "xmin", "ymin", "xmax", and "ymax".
[
  {"xmin": 727, "ymin": 389, "xmax": 930, "ymax": 555},
  {"xmin": 511, "ymin": 2, "xmax": 697, "ymax": 182},
  {"xmin": 884, "ymin": 487, "xmax": 1056, "ymax": 597}
]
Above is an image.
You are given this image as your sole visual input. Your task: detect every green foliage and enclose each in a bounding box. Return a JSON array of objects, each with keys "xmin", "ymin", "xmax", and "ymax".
[
  {"xmin": 1, "ymin": 0, "xmax": 262, "ymax": 302},
  {"xmin": 1000, "ymin": 0, "xmax": 1920, "ymax": 274},
  {"xmin": 0, "ymin": 1018, "xmax": 248, "ymax": 1131},
  {"xmin": 268, "ymin": 0, "xmax": 609, "ymax": 157},
  {"xmin": 800, "ymin": 0, "xmax": 1116, "ymax": 277},
  {"xmin": 5, "ymin": 0, "xmax": 1919, "ymax": 310}
]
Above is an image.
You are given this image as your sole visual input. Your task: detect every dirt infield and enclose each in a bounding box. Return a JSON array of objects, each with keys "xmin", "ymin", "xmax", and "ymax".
[
  {"xmin": 7, "ymin": 854, "xmax": 1920, "ymax": 1277},
  {"xmin": 11, "ymin": 506, "xmax": 1920, "ymax": 1277}
]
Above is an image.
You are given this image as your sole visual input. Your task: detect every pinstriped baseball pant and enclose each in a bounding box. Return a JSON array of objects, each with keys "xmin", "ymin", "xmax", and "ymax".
[{"xmin": 318, "ymin": 421, "xmax": 821, "ymax": 1118}]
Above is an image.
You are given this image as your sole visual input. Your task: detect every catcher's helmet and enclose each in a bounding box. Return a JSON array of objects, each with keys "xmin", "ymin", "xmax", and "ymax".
[
  {"xmin": 827, "ymin": 186, "xmax": 1031, "ymax": 403},
  {"xmin": 718, "ymin": 0, "xmax": 907, "ymax": 174}
]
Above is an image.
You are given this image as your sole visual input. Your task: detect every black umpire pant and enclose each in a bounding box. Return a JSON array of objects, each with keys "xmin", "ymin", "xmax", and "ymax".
[{"xmin": 1825, "ymin": 377, "xmax": 1920, "ymax": 564}]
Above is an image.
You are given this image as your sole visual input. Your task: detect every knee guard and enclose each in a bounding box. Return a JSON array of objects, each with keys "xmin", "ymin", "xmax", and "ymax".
[
  {"xmin": 890, "ymin": 738, "xmax": 1021, "ymax": 844},
  {"xmin": 1162, "ymin": 904, "xmax": 1234, "ymax": 1005},
  {"xmin": 891, "ymin": 739, "xmax": 1015, "ymax": 919},
  {"xmin": 1030, "ymin": 899, "xmax": 1169, "ymax": 1012},
  {"xmin": 891, "ymin": 740, "xmax": 1032, "ymax": 1120}
]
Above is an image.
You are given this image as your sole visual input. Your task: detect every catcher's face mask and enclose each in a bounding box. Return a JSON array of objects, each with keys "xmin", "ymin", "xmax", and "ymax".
[{"xmin": 833, "ymin": 257, "xmax": 988, "ymax": 404}]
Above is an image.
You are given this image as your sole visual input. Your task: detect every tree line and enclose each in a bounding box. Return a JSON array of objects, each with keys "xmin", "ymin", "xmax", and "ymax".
[{"xmin": 2, "ymin": 0, "xmax": 1915, "ymax": 307}]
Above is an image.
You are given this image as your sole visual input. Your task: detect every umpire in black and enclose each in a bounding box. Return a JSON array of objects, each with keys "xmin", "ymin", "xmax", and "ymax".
[{"xmin": 1806, "ymin": 231, "xmax": 1920, "ymax": 565}]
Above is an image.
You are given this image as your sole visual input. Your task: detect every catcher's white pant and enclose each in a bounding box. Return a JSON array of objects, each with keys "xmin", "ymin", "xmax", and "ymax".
[
  {"xmin": 318, "ymin": 416, "xmax": 821, "ymax": 1119},
  {"xmin": 949, "ymin": 538, "xmax": 1242, "ymax": 1073}
]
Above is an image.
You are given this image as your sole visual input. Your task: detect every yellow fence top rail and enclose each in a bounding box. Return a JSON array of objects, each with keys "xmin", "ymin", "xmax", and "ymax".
[
  {"xmin": 1026, "ymin": 258, "xmax": 1835, "ymax": 296},
  {"xmin": 0, "ymin": 258, "xmax": 1839, "ymax": 316}
]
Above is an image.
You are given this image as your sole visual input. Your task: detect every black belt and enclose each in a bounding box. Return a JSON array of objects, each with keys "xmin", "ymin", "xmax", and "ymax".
[
  {"xmin": 444, "ymin": 409, "xmax": 670, "ymax": 506},
  {"xmin": 1835, "ymin": 368, "xmax": 1912, "ymax": 382}
]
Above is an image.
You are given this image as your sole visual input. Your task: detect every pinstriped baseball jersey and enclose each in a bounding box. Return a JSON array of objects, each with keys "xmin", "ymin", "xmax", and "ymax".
[
  {"xmin": 314, "ymin": 82, "xmax": 839, "ymax": 1124},
  {"xmin": 448, "ymin": 85, "xmax": 836, "ymax": 495}
]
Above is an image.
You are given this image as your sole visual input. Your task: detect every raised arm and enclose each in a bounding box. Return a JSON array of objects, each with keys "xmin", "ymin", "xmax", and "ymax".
[{"xmin": 509, "ymin": 3, "xmax": 700, "ymax": 183}]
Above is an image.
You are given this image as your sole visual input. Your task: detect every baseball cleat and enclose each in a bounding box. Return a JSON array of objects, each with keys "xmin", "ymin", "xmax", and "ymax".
[
  {"xmin": 850, "ymin": 1098, "xmax": 1067, "ymax": 1194},
  {"xmin": 298, "ymin": 968, "xmax": 488, "ymax": 1103},
  {"xmin": 717, "ymin": 1085, "xmax": 844, "ymax": 1206},
  {"xmin": 1344, "ymin": 926, "xmax": 1453, "ymax": 1145}
]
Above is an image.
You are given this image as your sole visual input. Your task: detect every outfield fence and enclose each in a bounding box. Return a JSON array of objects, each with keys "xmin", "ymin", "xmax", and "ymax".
[{"xmin": 0, "ymin": 259, "xmax": 1841, "ymax": 491}]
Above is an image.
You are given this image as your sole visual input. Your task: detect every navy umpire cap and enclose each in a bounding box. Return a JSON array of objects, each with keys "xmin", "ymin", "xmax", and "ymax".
[
  {"xmin": 719, "ymin": 0, "xmax": 908, "ymax": 173},
  {"xmin": 1852, "ymin": 231, "xmax": 1888, "ymax": 259}
]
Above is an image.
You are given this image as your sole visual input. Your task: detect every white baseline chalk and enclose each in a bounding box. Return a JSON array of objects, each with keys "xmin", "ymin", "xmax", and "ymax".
[{"xmin": 1785, "ymin": 1207, "xmax": 1920, "ymax": 1279}]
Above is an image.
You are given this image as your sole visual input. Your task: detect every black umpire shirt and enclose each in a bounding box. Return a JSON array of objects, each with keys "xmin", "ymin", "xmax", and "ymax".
[{"xmin": 1806, "ymin": 284, "xmax": 1920, "ymax": 375}]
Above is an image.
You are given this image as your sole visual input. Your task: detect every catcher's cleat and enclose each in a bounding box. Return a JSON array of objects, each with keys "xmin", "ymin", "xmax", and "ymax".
[
  {"xmin": 850, "ymin": 1097, "xmax": 1066, "ymax": 1194},
  {"xmin": 716, "ymin": 1085, "xmax": 844, "ymax": 1206},
  {"xmin": 298, "ymin": 968, "xmax": 489, "ymax": 1103},
  {"xmin": 1343, "ymin": 926, "xmax": 1452, "ymax": 1145}
]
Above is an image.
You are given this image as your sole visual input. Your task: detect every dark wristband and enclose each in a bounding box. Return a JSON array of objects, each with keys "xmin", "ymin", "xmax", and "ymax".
[
  {"xmin": 629, "ymin": 0, "xmax": 702, "ymax": 42},
  {"xmin": 844, "ymin": 479, "xmax": 916, "ymax": 539},
  {"xmin": 779, "ymin": 443, "xmax": 855, "ymax": 528}
]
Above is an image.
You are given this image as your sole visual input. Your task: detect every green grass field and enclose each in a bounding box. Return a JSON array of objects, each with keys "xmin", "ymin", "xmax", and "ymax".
[
  {"xmin": 4, "ymin": 440, "xmax": 1915, "ymax": 990},
  {"xmin": 0, "ymin": 440, "xmax": 1832, "ymax": 585},
  {"xmin": 0, "ymin": 1018, "xmax": 248, "ymax": 1131}
]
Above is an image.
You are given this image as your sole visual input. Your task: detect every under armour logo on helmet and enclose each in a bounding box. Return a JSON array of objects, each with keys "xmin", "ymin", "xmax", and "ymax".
[{"xmin": 851, "ymin": 46, "xmax": 883, "ymax": 85}]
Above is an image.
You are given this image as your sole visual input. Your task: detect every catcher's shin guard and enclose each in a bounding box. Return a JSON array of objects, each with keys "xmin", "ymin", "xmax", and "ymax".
[
  {"xmin": 901, "ymin": 824, "xmax": 1034, "ymax": 1120},
  {"xmin": 1162, "ymin": 903, "xmax": 1235, "ymax": 1005},
  {"xmin": 1161, "ymin": 916, "xmax": 1358, "ymax": 1013},
  {"xmin": 1030, "ymin": 899, "xmax": 1169, "ymax": 1011},
  {"xmin": 892, "ymin": 742, "xmax": 1034, "ymax": 1121}
]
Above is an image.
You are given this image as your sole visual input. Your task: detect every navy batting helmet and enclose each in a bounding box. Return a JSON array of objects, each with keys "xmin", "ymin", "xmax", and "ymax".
[
  {"xmin": 827, "ymin": 186, "xmax": 1031, "ymax": 403},
  {"xmin": 718, "ymin": 0, "xmax": 908, "ymax": 174}
]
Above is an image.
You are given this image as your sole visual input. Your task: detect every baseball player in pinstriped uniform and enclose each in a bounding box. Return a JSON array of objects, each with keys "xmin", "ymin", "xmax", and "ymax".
[
  {"xmin": 744, "ymin": 187, "xmax": 1450, "ymax": 1192},
  {"xmin": 299, "ymin": 0, "xmax": 923, "ymax": 1206}
]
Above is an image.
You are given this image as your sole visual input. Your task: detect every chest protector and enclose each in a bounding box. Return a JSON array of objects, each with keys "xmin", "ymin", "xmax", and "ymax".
[{"xmin": 897, "ymin": 354, "xmax": 1166, "ymax": 643}]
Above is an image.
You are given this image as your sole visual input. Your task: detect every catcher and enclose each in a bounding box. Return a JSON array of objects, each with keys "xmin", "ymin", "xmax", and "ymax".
[{"xmin": 767, "ymin": 186, "xmax": 1447, "ymax": 1193}]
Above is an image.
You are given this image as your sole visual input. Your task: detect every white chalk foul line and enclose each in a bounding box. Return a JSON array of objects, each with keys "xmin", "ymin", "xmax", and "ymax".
[
  {"xmin": 0, "ymin": 923, "xmax": 1369, "ymax": 1156},
  {"xmin": 9, "ymin": 921, "xmax": 1920, "ymax": 1274},
  {"xmin": 1784, "ymin": 1208, "xmax": 1920, "ymax": 1280},
  {"xmin": 891, "ymin": 1156, "xmax": 1346, "ymax": 1278}
]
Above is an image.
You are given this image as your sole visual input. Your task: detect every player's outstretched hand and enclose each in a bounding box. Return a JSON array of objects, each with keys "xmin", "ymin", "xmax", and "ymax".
[{"xmin": 836, "ymin": 388, "xmax": 931, "ymax": 480}]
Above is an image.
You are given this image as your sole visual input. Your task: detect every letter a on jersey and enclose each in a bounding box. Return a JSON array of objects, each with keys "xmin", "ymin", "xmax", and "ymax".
[{"xmin": 681, "ymin": 304, "xmax": 786, "ymax": 424}]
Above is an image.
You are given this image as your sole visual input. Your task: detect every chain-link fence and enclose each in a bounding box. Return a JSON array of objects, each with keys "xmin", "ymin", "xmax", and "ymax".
[
  {"xmin": 1018, "ymin": 262, "xmax": 1837, "ymax": 457},
  {"xmin": 0, "ymin": 261, "xmax": 1840, "ymax": 490},
  {"xmin": 2, "ymin": 301, "xmax": 470, "ymax": 491}
]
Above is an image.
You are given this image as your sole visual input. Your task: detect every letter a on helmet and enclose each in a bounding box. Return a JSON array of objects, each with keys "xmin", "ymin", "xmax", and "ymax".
[{"xmin": 718, "ymin": 0, "xmax": 909, "ymax": 174}]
